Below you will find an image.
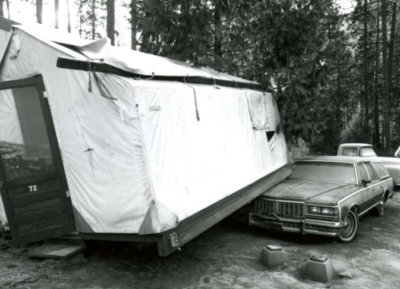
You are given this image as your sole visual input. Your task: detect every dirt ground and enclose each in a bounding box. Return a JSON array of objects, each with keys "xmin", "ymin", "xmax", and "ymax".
[{"xmin": 2, "ymin": 194, "xmax": 400, "ymax": 289}]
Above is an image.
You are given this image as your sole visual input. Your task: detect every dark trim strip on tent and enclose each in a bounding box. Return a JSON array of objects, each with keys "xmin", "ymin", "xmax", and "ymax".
[
  {"xmin": 56, "ymin": 57, "xmax": 266, "ymax": 91},
  {"xmin": 0, "ymin": 16, "xmax": 19, "ymax": 32}
]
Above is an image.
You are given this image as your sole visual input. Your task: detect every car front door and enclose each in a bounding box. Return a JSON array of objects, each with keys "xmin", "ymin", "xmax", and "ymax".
[
  {"xmin": 362, "ymin": 162, "xmax": 381, "ymax": 209},
  {"xmin": 358, "ymin": 163, "xmax": 374, "ymax": 212},
  {"xmin": 0, "ymin": 76, "xmax": 75, "ymax": 245}
]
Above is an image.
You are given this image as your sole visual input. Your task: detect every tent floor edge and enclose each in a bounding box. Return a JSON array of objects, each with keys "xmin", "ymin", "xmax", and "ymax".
[{"xmin": 78, "ymin": 164, "xmax": 292, "ymax": 257}]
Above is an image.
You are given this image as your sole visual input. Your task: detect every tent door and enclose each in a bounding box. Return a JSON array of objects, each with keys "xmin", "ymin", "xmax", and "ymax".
[{"xmin": 0, "ymin": 76, "xmax": 75, "ymax": 245}]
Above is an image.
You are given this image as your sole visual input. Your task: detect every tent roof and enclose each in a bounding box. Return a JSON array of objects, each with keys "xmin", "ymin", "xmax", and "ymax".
[{"xmin": 2, "ymin": 17, "xmax": 263, "ymax": 90}]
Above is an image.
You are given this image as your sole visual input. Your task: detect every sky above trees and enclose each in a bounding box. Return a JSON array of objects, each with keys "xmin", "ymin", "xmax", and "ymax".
[{"xmin": 3, "ymin": 0, "xmax": 356, "ymax": 47}]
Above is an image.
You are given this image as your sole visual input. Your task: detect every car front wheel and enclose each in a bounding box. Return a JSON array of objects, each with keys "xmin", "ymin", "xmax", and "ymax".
[{"xmin": 338, "ymin": 210, "xmax": 358, "ymax": 243}]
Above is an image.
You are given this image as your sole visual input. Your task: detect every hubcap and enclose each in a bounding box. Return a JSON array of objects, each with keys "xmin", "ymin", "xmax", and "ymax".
[{"xmin": 342, "ymin": 214, "xmax": 354, "ymax": 237}]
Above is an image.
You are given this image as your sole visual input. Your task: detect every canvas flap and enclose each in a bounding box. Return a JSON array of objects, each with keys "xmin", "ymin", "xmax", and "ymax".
[{"xmin": 246, "ymin": 92, "xmax": 280, "ymax": 131}]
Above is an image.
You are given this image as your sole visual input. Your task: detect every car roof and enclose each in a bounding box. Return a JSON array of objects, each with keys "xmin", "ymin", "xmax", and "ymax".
[
  {"xmin": 339, "ymin": 143, "xmax": 372, "ymax": 148},
  {"xmin": 297, "ymin": 156, "xmax": 383, "ymax": 164}
]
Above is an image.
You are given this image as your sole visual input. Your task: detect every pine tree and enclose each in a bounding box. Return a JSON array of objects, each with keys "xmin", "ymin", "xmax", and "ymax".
[
  {"xmin": 130, "ymin": 0, "xmax": 138, "ymax": 50},
  {"xmin": 36, "ymin": 0, "xmax": 43, "ymax": 24},
  {"xmin": 106, "ymin": 0, "xmax": 115, "ymax": 45}
]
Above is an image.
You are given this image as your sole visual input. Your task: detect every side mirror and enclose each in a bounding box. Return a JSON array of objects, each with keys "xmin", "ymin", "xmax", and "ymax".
[{"xmin": 362, "ymin": 178, "xmax": 371, "ymax": 186}]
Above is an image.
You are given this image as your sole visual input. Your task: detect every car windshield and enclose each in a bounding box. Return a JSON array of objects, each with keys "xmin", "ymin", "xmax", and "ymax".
[
  {"xmin": 360, "ymin": 147, "xmax": 377, "ymax": 157},
  {"xmin": 291, "ymin": 162, "xmax": 357, "ymax": 184}
]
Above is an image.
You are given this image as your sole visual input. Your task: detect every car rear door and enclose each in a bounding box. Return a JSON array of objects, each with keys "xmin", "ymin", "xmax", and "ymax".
[
  {"xmin": 0, "ymin": 76, "xmax": 75, "ymax": 245},
  {"xmin": 371, "ymin": 161, "xmax": 390, "ymax": 201}
]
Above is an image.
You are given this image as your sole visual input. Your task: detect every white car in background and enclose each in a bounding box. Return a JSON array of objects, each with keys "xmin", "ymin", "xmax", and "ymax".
[{"xmin": 338, "ymin": 143, "xmax": 400, "ymax": 191}]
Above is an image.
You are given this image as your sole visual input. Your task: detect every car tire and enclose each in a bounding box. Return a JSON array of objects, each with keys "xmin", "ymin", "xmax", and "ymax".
[
  {"xmin": 372, "ymin": 200, "xmax": 384, "ymax": 217},
  {"xmin": 338, "ymin": 210, "xmax": 358, "ymax": 243}
]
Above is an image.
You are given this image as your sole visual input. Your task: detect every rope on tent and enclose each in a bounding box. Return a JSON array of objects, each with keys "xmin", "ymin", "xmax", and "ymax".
[
  {"xmin": 135, "ymin": 72, "xmax": 155, "ymax": 80},
  {"xmin": 147, "ymin": 72, "xmax": 155, "ymax": 80},
  {"xmin": 184, "ymin": 75, "xmax": 200, "ymax": 121},
  {"xmin": 212, "ymin": 77, "xmax": 220, "ymax": 90},
  {"xmin": 87, "ymin": 60, "xmax": 92, "ymax": 92},
  {"xmin": 87, "ymin": 58, "xmax": 105, "ymax": 93},
  {"xmin": 92, "ymin": 70, "xmax": 118, "ymax": 100},
  {"xmin": 86, "ymin": 58, "xmax": 117, "ymax": 100}
]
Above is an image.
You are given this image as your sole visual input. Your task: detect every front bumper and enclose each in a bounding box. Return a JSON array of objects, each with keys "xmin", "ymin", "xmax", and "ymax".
[{"xmin": 249, "ymin": 213, "xmax": 343, "ymax": 237}]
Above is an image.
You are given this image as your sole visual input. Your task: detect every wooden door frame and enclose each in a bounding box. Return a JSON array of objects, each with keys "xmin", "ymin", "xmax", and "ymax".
[{"xmin": 0, "ymin": 75, "xmax": 74, "ymax": 243}]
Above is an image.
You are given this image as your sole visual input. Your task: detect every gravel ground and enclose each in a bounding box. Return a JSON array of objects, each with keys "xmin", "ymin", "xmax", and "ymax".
[{"xmin": 1, "ymin": 193, "xmax": 400, "ymax": 289}]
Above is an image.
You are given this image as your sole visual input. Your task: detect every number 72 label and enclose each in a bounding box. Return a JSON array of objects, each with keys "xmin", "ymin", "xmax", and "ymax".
[{"xmin": 29, "ymin": 185, "xmax": 37, "ymax": 192}]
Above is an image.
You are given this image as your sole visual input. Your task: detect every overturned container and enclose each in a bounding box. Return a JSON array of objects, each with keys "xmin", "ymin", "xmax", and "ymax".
[{"xmin": 0, "ymin": 16, "xmax": 290, "ymax": 256}]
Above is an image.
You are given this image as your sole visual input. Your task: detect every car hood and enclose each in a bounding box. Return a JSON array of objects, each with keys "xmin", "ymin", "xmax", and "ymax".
[
  {"xmin": 261, "ymin": 178, "xmax": 358, "ymax": 205},
  {"xmin": 376, "ymin": 156, "xmax": 400, "ymax": 166}
]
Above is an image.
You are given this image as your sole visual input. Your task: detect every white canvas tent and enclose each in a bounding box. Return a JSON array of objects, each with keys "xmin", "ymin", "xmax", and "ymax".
[{"xmin": 0, "ymin": 17, "xmax": 290, "ymax": 255}]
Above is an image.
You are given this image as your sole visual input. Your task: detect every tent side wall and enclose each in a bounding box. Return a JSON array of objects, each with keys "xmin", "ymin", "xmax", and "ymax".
[
  {"xmin": 0, "ymin": 29, "xmax": 155, "ymax": 233},
  {"xmin": 124, "ymin": 80, "xmax": 288, "ymax": 233}
]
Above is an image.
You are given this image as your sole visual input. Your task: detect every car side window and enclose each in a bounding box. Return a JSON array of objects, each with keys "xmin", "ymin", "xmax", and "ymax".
[
  {"xmin": 371, "ymin": 162, "xmax": 389, "ymax": 179},
  {"xmin": 360, "ymin": 147, "xmax": 377, "ymax": 157},
  {"xmin": 343, "ymin": 148, "xmax": 357, "ymax": 156},
  {"xmin": 363, "ymin": 163, "xmax": 378, "ymax": 181},
  {"xmin": 358, "ymin": 164, "xmax": 369, "ymax": 181}
]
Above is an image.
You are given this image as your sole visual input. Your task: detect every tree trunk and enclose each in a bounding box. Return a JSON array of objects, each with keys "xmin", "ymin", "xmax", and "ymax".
[
  {"xmin": 363, "ymin": 0, "xmax": 369, "ymax": 138},
  {"xmin": 66, "ymin": 0, "xmax": 71, "ymax": 33},
  {"xmin": 78, "ymin": 0, "xmax": 83, "ymax": 38},
  {"xmin": 36, "ymin": 0, "xmax": 43, "ymax": 24},
  {"xmin": 106, "ymin": 0, "xmax": 115, "ymax": 45},
  {"xmin": 214, "ymin": 0, "xmax": 223, "ymax": 69},
  {"xmin": 6, "ymin": 0, "xmax": 9, "ymax": 18},
  {"xmin": 130, "ymin": 0, "xmax": 138, "ymax": 50},
  {"xmin": 327, "ymin": 0, "xmax": 331, "ymax": 39},
  {"xmin": 381, "ymin": 0, "xmax": 390, "ymax": 154},
  {"xmin": 92, "ymin": 0, "xmax": 96, "ymax": 40},
  {"xmin": 54, "ymin": 0, "xmax": 59, "ymax": 29},
  {"xmin": 388, "ymin": 1, "xmax": 397, "ymax": 103},
  {"xmin": 336, "ymin": 47, "xmax": 341, "ymax": 123},
  {"xmin": 0, "ymin": 0, "xmax": 3, "ymax": 17},
  {"xmin": 374, "ymin": 0, "xmax": 380, "ymax": 150}
]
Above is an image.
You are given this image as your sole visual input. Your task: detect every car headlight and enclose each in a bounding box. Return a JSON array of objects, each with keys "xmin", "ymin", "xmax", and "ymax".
[
  {"xmin": 309, "ymin": 206, "xmax": 321, "ymax": 214},
  {"xmin": 321, "ymin": 208, "xmax": 337, "ymax": 216},
  {"xmin": 309, "ymin": 206, "xmax": 338, "ymax": 216}
]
